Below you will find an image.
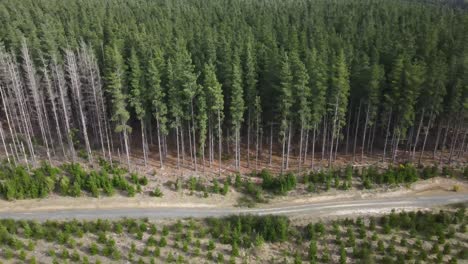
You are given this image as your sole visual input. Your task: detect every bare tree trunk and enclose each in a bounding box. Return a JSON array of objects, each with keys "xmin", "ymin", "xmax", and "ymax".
[
  {"xmin": 208, "ymin": 118, "xmax": 213, "ymax": 167},
  {"xmin": 457, "ymin": 127, "xmax": 467, "ymax": 159},
  {"xmin": 255, "ymin": 113, "xmax": 260, "ymax": 173},
  {"xmin": 311, "ymin": 125, "xmax": 317, "ymax": 169},
  {"xmin": 345, "ymin": 102, "xmax": 353, "ymax": 155},
  {"xmin": 156, "ymin": 117, "xmax": 163, "ymax": 168},
  {"xmin": 412, "ymin": 108, "xmax": 425, "ymax": 161},
  {"xmin": 175, "ymin": 125, "xmax": 180, "ymax": 169},
  {"xmin": 433, "ymin": 120, "xmax": 443, "ymax": 158},
  {"xmin": 235, "ymin": 127, "xmax": 239, "ymax": 171},
  {"xmin": 269, "ymin": 123, "xmax": 273, "ymax": 166},
  {"xmin": 281, "ymin": 122, "xmax": 286, "ymax": 174},
  {"xmin": 140, "ymin": 120, "xmax": 147, "ymax": 167},
  {"xmin": 123, "ymin": 126, "xmax": 131, "ymax": 169},
  {"xmin": 439, "ymin": 119, "xmax": 451, "ymax": 164},
  {"xmin": 22, "ymin": 40, "xmax": 51, "ymax": 163},
  {"xmin": 53, "ymin": 59, "xmax": 75, "ymax": 162},
  {"xmin": 329, "ymin": 97, "xmax": 339, "ymax": 168},
  {"xmin": 286, "ymin": 121, "xmax": 292, "ymax": 170},
  {"xmin": 392, "ymin": 128, "xmax": 401, "ymax": 164},
  {"xmin": 80, "ymin": 44, "xmax": 107, "ymax": 160},
  {"xmin": 303, "ymin": 128, "xmax": 309, "ymax": 169},
  {"xmin": 419, "ymin": 110, "xmax": 433, "ymax": 164},
  {"xmin": 42, "ymin": 61, "xmax": 66, "ymax": 158},
  {"xmin": 217, "ymin": 110, "xmax": 222, "ymax": 177},
  {"xmin": 191, "ymin": 100, "xmax": 198, "ymax": 173},
  {"xmin": 298, "ymin": 121, "xmax": 304, "ymax": 172},
  {"xmin": 247, "ymin": 111, "xmax": 251, "ymax": 168},
  {"xmin": 40, "ymin": 91, "xmax": 56, "ymax": 157},
  {"xmin": 353, "ymin": 101, "xmax": 362, "ymax": 162},
  {"xmin": 369, "ymin": 123, "xmax": 377, "ymax": 155},
  {"xmin": 181, "ymin": 125, "xmax": 186, "ymax": 166},
  {"xmin": 448, "ymin": 121, "xmax": 461, "ymax": 163},
  {"xmin": 405, "ymin": 126, "xmax": 414, "ymax": 154},
  {"xmin": 0, "ymin": 122, "xmax": 10, "ymax": 163},
  {"xmin": 0, "ymin": 86, "xmax": 19, "ymax": 161},
  {"xmin": 66, "ymin": 49, "xmax": 93, "ymax": 163},
  {"xmin": 188, "ymin": 121, "xmax": 193, "ymax": 168},
  {"xmin": 334, "ymin": 128, "xmax": 340, "ymax": 161},
  {"xmin": 382, "ymin": 109, "xmax": 392, "ymax": 162},
  {"xmin": 361, "ymin": 104, "xmax": 370, "ymax": 162},
  {"xmin": 321, "ymin": 115, "xmax": 327, "ymax": 161}
]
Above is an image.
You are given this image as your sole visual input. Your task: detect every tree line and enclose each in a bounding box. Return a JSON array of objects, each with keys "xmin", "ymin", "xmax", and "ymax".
[{"xmin": 0, "ymin": 0, "xmax": 467, "ymax": 174}]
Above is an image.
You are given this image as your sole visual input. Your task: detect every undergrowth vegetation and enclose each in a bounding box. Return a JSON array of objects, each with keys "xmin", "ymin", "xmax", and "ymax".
[
  {"xmin": 0, "ymin": 209, "xmax": 465, "ymax": 263},
  {"xmin": 0, "ymin": 159, "xmax": 150, "ymax": 200}
]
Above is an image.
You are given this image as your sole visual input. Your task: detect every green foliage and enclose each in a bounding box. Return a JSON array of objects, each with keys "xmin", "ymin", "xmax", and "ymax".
[
  {"xmin": 260, "ymin": 170, "xmax": 297, "ymax": 195},
  {"xmin": 0, "ymin": 162, "xmax": 137, "ymax": 200},
  {"xmin": 150, "ymin": 186, "xmax": 163, "ymax": 197},
  {"xmin": 207, "ymin": 214, "xmax": 289, "ymax": 248}
]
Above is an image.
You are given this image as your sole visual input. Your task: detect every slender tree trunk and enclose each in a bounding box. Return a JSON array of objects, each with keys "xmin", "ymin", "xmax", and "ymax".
[
  {"xmin": 321, "ymin": 115, "xmax": 327, "ymax": 161},
  {"xmin": 448, "ymin": 121, "xmax": 461, "ymax": 163},
  {"xmin": 382, "ymin": 109, "xmax": 392, "ymax": 162},
  {"xmin": 66, "ymin": 50, "xmax": 92, "ymax": 163},
  {"xmin": 298, "ymin": 121, "xmax": 304, "ymax": 172},
  {"xmin": 281, "ymin": 122, "xmax": 286, "ymax": 174},
  {"xmin": 406, "ymin": 126, "xmax": 414, "ymax": 154},
  {"xmin": 353, "ymin": 101, "xmax": 362, "ymax": 162},
  {"xmin": 191, "ymin": 100, "xmax": 198, "ymax": 173},
  {"xmin": 217, "ymin": 110, "xmax": 222, "ymax": 177},
  {"xmin": 53, "ymin": 60, "xmax": 75, "ymax": 162},
  {"xmin": 156, "ymin": 117, "xmax": 163, "ymax": 168},
  {"xmin": 457, "ymin": 127, "xmax": 467, "ymax": 159},
  {"xmin": 22, "ymin": 40, "xmax": 51, "ymax": 163},
  {"xmin": 433, "ymin": 120, "xmax": 443, "ymax": 158},
  {"xmin": 361, "ymin": 104, "xmax": 370, "ymax": 162},
  {"xmin": 175, "ymin": 125, "xmax": 180, "ymax": 169},
  {"xmin": 0, "ymin": 122, "xmax": 10, "ymax": 163},
  {"xmin": 181, "ymin": 125, "xmax": 186, "ymax": 165},
  {"xmin": 334, "ymin": 128, "xmax": 340, "ymax": 161},
  {"xmin": 247, "ymin": 111, "xmax": 251, "ymax": 168},
  {"xmin": 0, "ymin": 86, "xmax": 19, "ymax": 161},
  {"xmin": 235, "ymin": 127, "xmax": 240, "ymax": 170},
  {"xmin": 208, "ymin": 118, "xmax": 213, "ymax": 167},
  {"xmin": 123, "ymin": 126, "xmax": 131, "ymax": 169},
  {"xmin": 369, "ymin": 123, "xmax": 377, "ymax": 155},
  {"xmin": 140, "ymin": 120, "xmax": 147, "ymax": 167},
  {"xmin": 345, "ymin": 102, "xmax": 353, "ymax": 155},
  {"xmin": 286, "ymin": 121, "xmax": 292, "ymax": 170},
  {"xmin": 311, "ymin": 125, "xmax": 317, "ymax": 169},
  {"xmin": 419, "ymin": 110, "xmax": 433, "ymax": 164},
  {"xmin": 83, "ymin": 47, "xmax": 107, "ymax": 160},
  {"xmin": 329, "ymin": 97, "xmax": 339, "ymax": 168},
  {"xmin": 188, "ymin": 121, "xmax": 193, "ymax": 167},
  {"xmin": 43, "ymin": 63, "xmax": 66, "ymax": 158},
  {"xmin": 269, "ymin": 123, "xmax": 273, "ymax": 166},
  {"xmin": 412, "ymin": 108, "xmax": 425, "ymax": 161},
  {"xmin": 439, "ymin": 119, "xmax": 450, "ymax": 164},
  {"xmin": 40, "ymin": 90, "xmax": 56, "ymax": 157},
  {"xmin": 303, "ymin": 128, "xmax": 309, "ymax": 169},
  {"xmin": 255, "ymin": 111, "xmax": 260, "ymax": 173},
  {"xmin": 392, "ymin": 128, "xmax": 401, "ymax": 164}
]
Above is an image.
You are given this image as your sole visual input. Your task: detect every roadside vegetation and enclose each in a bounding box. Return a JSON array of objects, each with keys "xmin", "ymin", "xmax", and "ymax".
[
  {"xmin": 0, "ymin": 209, "xmax": 465, "ymax": 263},
  {"xmin": 0, "ymin": 160, "xmax": 465, "ymax": 202},
  {"xmin": 0, "ymin": 159, "xmax": 155, "ymax": 200}
]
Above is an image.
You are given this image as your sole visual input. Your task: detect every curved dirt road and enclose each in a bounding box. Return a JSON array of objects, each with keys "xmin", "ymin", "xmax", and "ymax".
[{"xmin": 0, "ymin": 193, "xmax": 466, "ymax": 220}]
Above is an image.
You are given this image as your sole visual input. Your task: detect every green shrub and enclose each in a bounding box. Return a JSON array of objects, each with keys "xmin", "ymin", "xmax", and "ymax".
[{"xmin": 151, "ymin": 186, "xmax": 163, "ymax": 197}]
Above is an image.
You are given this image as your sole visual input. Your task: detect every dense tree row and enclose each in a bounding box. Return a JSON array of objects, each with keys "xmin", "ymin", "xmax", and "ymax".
[{"xmin": 0, "ymin": 0, "xmax": 467, "ymax": 174}]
